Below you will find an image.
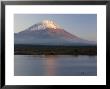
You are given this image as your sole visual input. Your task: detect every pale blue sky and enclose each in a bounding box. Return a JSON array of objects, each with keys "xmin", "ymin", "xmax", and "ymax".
[{"xmin": 14, "ymin": 14, "xmax": 97, "ymax": 41}]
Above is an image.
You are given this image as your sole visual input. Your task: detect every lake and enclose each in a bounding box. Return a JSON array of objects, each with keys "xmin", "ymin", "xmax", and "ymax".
[{"xmin": 14, "ymin": 55, "xmax": 97, "ymax": 76}]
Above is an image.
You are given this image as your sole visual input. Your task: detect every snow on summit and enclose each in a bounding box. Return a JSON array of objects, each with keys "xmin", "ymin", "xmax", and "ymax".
[
  {"xmin": 26, "ymin": 20, "xmax": 61, "ymax": 31},
  {"xmin": 41, "ymin": 20, "xmax": 61, "ymax": 29}
]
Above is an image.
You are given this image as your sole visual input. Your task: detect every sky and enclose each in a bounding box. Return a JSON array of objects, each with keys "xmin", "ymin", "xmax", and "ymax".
[{"xmin": 14, "ymin": 14, "xmax": 97, "ymax": 42}]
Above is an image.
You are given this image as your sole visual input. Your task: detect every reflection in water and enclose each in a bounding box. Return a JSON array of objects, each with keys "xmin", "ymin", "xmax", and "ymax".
[
  {"xmin": 14, "ymin": 55, "xmax": 97, "ymax": 76},
  {"xmin": 44, "ymin": 55, "xmax": 56, "ymax": 76}
]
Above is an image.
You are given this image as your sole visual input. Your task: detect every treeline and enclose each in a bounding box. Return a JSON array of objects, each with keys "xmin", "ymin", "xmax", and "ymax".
[{"xmin": 14, "ymin": 44, "xmax": 97, "ymax": 55}]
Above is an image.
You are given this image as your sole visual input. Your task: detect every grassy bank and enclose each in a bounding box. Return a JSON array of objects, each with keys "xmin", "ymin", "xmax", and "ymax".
[{"xmin": 14, "ymin": 44, "xmax": 97, "ymax": 55}]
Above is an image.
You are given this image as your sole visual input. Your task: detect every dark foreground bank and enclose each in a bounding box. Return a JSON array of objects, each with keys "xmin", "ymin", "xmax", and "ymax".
[{"xmin": 14, "ymin": 44, "xmax": 97, "ymax": 55}]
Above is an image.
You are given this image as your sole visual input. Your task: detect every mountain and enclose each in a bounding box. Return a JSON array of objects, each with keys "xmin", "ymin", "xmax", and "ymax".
[{"xmin": 14, "ymin": 20, "xmax": 96, "ymax": 46}]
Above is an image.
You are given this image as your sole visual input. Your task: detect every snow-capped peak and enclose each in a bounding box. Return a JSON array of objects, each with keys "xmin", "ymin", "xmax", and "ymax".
[
  {"xmin": 41, "ymin": 20, "xmax": 60, "ymax": 29},
  {"xmin": 28, "ymin": 20, "xmax": 61, "ymax": 31}
]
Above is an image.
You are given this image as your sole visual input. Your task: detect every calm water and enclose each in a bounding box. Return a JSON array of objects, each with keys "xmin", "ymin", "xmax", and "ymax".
[{"xmin": 14, "ymin": 55, "xmax": 97, "ymax": 76}]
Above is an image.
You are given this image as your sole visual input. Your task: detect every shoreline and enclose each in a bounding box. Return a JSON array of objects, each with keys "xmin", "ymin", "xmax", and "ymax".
[{"xmin": 14, "ymin": 44, "xmax": 97, "ymax": 55}]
